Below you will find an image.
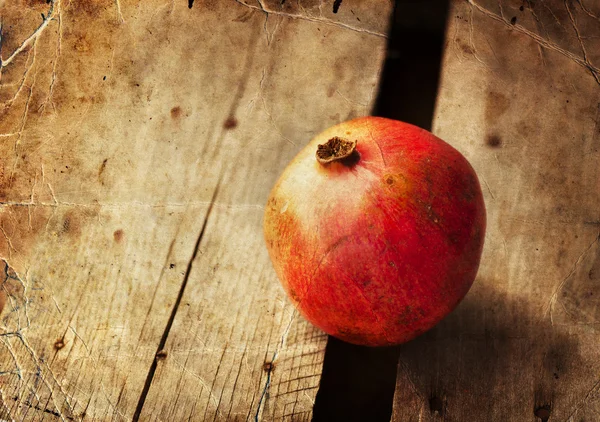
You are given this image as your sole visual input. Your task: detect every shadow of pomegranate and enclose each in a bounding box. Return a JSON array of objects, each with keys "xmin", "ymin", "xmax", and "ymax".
[{"xmin": 393, "ymin": 279, "xmax": 582, "ymax": 422}]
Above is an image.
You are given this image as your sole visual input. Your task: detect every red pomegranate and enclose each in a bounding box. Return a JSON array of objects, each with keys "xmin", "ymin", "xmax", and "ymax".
[{"xmin": 264, "ymin": 117, "xmax": 486, "ymax": 346}]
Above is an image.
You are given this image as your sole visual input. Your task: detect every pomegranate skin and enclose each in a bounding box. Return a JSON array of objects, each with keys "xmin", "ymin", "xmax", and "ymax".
[{"xmin": 264, "ymin": 117, "xmax": 486, "ymax": 347}]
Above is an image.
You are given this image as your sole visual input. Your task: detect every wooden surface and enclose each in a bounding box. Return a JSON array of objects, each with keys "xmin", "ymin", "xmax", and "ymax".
[
  {"xmin": 392, "ymin": 1, "xmax": 600, "ymax": 421},
  {"xmin": 2, "ymin": 0, "xmax": 600, "ymax": 421},
  {"xmin": 0, "ymin": 1, "xmax": 391, "ymax": 420}
]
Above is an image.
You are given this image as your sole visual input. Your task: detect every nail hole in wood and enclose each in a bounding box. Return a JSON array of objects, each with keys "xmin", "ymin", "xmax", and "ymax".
[{"xmin": 535, "ymin": 405, "xmax": 551, "ymax": 422}]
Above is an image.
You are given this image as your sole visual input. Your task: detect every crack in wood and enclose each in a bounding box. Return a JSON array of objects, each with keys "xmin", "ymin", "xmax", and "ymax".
[{"xmin": 132, "ymin": 177, "xmax": 222, "ymax": 422}]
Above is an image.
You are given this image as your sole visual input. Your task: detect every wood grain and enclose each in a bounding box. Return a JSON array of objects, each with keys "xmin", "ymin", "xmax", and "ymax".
[
  {"xmin": 0, "ymin": 0, "xmax": 391, "ymax": 420},
  {"xmin": 392, "ymin": 1, "xmax": 600, "ymax": 421},
  {"xmin": 7, "ymin": 0, "xmax": 598, "ymax": 420},
  {"xmin": 135, "ymin": 3, "xmax": 392, "ymax": 420}
]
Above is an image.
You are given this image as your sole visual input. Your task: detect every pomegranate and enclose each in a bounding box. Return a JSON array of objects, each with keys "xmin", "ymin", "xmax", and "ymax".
[{"xmin": 263, "ymin": 117, "xmax": 485, "ymax": 346}]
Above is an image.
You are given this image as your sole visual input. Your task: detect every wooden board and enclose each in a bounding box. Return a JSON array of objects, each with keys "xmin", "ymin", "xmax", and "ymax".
[
  {"xmin": 392, "ymin": 1, "xmax": 600, "ymax": 421},
  {"xmin": 0, "ymin": 1, "xmax": 391, "ymax": 420},
  {"xmin": 5, "ymin": 0, "xmax": 598, "ymax": 420}
]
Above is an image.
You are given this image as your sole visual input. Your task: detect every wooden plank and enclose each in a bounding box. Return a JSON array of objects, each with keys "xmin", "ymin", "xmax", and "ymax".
[
  {"xmin": 392, "ymin": 1, "xmax": 600, "ymax": 421},
  {"xmin": 0, "ymin": 1, "xmax": 224, "ymax": 419},
  {"xmin": 0, "ymin": 0, "xmax": 392, "ymax": 420},
  {"xmin": 135, "ymin": 2, "xmax": 393, "ymax": 421}
]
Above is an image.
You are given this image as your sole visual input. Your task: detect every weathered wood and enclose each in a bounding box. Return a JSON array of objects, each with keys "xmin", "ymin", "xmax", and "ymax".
[
  {"xmin": 0, "ymin": 0, "xmax": 391, "ymax": 420},
  {"xmin": 135, "ymin": 2, "xmax": 392, "ymax": 420},
  {"xmin": 393, "ymin": 1, "xmax": 600, "ymax": 421}
]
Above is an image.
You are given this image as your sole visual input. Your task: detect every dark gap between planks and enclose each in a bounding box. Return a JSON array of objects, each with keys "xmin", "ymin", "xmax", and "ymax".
[{"xmin": 312, "ymin": 1, "xmax": 450, "ymax": 421}]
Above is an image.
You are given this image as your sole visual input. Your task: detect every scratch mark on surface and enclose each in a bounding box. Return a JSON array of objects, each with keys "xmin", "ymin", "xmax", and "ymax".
[
  {"xmin": 99, "ymin": 380, "xmax": 127, "ymax": 420},
  {"xmin": 295, "ymin": 0, "xmax": 309, "ymax": 17},
  {"xmin": 482, "ymin": 178, "xmax": 495, "ymax": 200},
  {"xmin": 565, "ymin": 0, "xmax": 600, "ymax": 84},
  {"xmin": 39, "ymin": 0, "xmax": 63, "ymax": 115},
  {"xmin": 232, "ymin": 0, "xmax": 387, "ymax": 38},
  {"xmin": 303, "ymin": 390, "xmax": 315, "ymax": 406},
  {"xmin": 468, "ymin": 0, "xmax": 600, "ymax": 84},
  {"xmin": 497, "ymin": 0, "xmax": 505, "ymax": 19},
  {"xmin": 564, "ymin": 378, "xmax": 600, "ymax": 421},
  {"xmin": 19, "ymin": 269, "xmax": 32, "ymax": 330},
  {"xmin": 2, "ymin": 261, "xmax": 28, "ymax": 331},
  {"xmin": 29, "ymin": 171, "xmax": 39, "ymax": 231},
  {"xmin": 114, "ymin": 0, "xmax": 125, "ymax": 23},
  {"xmin": 194, "ymin": 336, "xmax": 228, "ymax": 421},
  {"xmin": 20, "ymin": 331, "xmax": 75, "ymax": 420},
  {"xmin": 451, "ymin": 18, "xmax": 465, "ymax": 63},
  {"xmin": 334, "ymin": 89, "xmax": 368, "ymax": 108},
  {"xmin": 577, "ymin": 0, "xmax": 600, "ymax": 22},
  {"xmin": 170, "ymin": 359, "xmax": 223, "ymax": 410},
  {"xmin": 69, "ymin": 325, "xmax": 90, "ymax": 354},
  {"xmin": 3, "ymin": 45, "xmax": 36, "ymax": 110},
  {"xmin": 0, "ymin": 228, "xmax": 17, "ymax": 260},
  {"xmin": 537, "ymin": 44, "xmax": 547, "ymax": 67},
  {"xmin": 46, "ymin": 184, "xmax": 59, "ymax": 206},
  {"xmin": 545, "ymin": 232, "xmax": 600, "ymax": 322},
  {"xmin": 543, "ymin": 2, "xmax": 566, "ymax": 30},
  {"xmin": 317, "ymin": 0, "xmax": 324, "ymax": 17},
  {"xmin": 527, "ymin": 1, "xmax": 548, "ymax": 39},
  {"xmin": 484, "ymin": 35, "xmax": 503, "ymax": 66},
  {"xmin": 1, "ymin": 0, "xmax": 57, "ymax": 68},
  {"xmin": 0, "ymin": 387, "xmax": 12, "ymax": 418},
  {"xmin": 222, "ymin": 345, "xmax": 248, "ymax": 421},
  {"xmin": 52, "ymin": 296, "xmax": 62, "ymax": 314},
  {"xmin": 255, "ymin": 68, "xmax": 297, "ymax": 147},
  {"xmin": 11, "ymin": 41, "xmax": 38, "ymax": 168},
  {"xmin": 467, "ymin": 2, "xmax": 491, "ymax": 68},
  {"xmin": 254, "ymin": 309, "xmax": 296, "ymax": 421},
  {"xmin": 0, "ymin": 337, "xmax": 23, "ymax": 380},
  {"xmin": 397, "ymin": 358, "xmax": 422, "ymax": 398},
  {"xmin": 558, "ymin": 298, "xmax": 579, "ymax": 323}
]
